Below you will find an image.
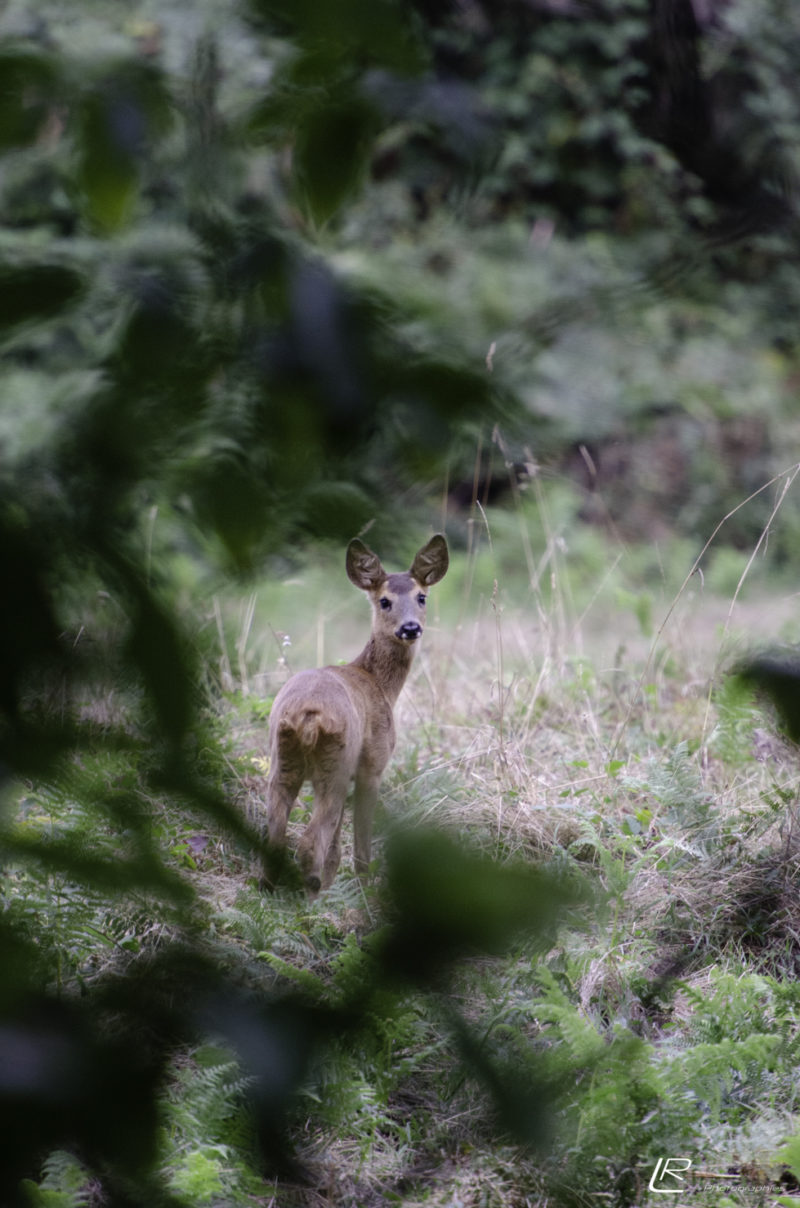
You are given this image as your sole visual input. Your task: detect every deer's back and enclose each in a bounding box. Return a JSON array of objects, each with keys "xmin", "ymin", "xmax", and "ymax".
[{"xmin": 269, "ymin": 664, "xmax": 395, "ymax": 775}]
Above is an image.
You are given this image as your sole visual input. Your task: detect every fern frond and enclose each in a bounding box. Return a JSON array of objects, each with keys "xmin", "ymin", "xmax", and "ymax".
[{"xmin": 30, "ymin": 1150, "xmax": 90, "ymax": 1207}]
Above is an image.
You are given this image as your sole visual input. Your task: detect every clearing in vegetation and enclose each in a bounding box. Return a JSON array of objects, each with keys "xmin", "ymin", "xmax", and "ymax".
[{"xmin": 11, "ymin": 483, "xmax": 800, "ymax": 1208}]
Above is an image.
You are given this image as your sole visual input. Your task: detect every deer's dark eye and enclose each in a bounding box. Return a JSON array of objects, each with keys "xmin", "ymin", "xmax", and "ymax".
[
  {"xmin": 379, "ymin": 597, "xmax": 392, "ymax": 611},
  {"xmin": 417, "ymin": 593, "xmax": 427, "ymax": 606}
]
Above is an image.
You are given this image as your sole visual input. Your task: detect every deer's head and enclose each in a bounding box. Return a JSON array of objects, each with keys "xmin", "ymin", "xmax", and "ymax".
[{"xmin": 346, "ymin": 535, "xmax": 449, "ymax": 646}]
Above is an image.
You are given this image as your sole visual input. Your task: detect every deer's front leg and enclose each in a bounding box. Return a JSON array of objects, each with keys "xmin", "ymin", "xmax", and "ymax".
[{"xmin": 352, "ymin": 767, "xmax": 383, "ymax": 883}]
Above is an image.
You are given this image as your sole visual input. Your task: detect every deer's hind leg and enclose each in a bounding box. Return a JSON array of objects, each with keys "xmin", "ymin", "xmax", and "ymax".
[
  {"xmin": 265, "ymin": 732, "xmax": 305, "ymax": 849},
  {"xmin": 262, "ymin": 733, "xmax": 306, "ymax": 889},
  {"xmin": 297, "ymin": 773, "xmax": 350, "ymax": 894},
  {"xmin": 297, "ymin": 734, "xmax": 354, "ymax": 893},
  {"xmin": 321, "ymin": 813, "xmax": 345, "ymax": 891}
]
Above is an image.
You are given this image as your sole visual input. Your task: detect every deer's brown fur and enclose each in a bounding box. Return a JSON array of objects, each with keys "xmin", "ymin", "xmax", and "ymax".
[{"xmin": 264, "ymin": 535, "xmax": 449, "ymax": 892}]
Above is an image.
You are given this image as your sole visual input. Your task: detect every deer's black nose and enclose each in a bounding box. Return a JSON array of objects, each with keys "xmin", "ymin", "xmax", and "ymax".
[{"xmin": 397, "ymin": 621, "xmax": 422, "ymax": 642}]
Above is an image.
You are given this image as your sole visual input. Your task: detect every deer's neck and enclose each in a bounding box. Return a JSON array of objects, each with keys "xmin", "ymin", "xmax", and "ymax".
[{"xmin": 350, "ymin": 636, "xmax": 416, "ymax": 706}]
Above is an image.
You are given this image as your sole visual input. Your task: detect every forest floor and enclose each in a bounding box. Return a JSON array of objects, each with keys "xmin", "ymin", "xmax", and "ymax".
[
  {"xmin": 15, "ymin": 508, "xmax": 800, "ymax": 1207},
  {"xmin": 200, "ymin": 515, "xmax": 800, "ymax": 1206}
]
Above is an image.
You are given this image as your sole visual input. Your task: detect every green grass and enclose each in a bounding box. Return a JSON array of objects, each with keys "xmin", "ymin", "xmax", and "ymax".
[{"xmin": 12, "ymin": 478, "xmax": 800, "ymax": 1207}]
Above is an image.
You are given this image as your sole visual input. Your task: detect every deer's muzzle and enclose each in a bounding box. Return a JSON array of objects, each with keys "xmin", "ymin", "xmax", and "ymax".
[{"xmin": 396, "ymin": 621, "xmax": 422, "ymax": 642}]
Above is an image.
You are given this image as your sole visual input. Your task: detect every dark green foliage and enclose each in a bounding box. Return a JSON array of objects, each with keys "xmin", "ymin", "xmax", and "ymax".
[
  {"xmin": 0, "ymin": 46, "xmax": 60, "ymax": 150},
  {"xmin": 734, "ymin": 651, "xmax": 800, "ymax": 743},
  {"xmin": 394, "ymin": 0, "xmax": 800, "ymax": 240},
  {"xmin": 380, "ymin": 828, "xmax": 586, "ymax": 979},
  {"xmin": 247, "ymin": 0, "xmax": 427, "ymax": 225},
  {"xmin": 0, "ymin": 262, "xmax": 85, "ymax": 332},
  {"xmin": 75, "ymin": 59, "xmax": 174, "ymax": 231},
  {"xmin": 293, "ymin": 90, "xmax": 381, "ymax": 225}
]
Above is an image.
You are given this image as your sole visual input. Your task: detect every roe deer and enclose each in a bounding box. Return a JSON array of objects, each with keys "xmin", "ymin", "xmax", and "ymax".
[{"xmin": 264, "ymin": 534, "xmax": 449, "ymax": 893}]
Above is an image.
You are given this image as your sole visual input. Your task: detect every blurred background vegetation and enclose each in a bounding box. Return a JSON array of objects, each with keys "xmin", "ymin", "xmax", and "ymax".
[{"xmin": 3, "ymin": 0, "xmax": 800, "ymax": 1203}]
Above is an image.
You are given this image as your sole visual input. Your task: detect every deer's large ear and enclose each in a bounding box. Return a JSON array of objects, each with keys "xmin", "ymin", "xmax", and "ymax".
[
  {"xmin": 410, "ymin": 534, "xmax": 449, "ymax": 586},
  {"xmin": 346, "ymin": 539, "xmax": 386, "ymax": 590}
]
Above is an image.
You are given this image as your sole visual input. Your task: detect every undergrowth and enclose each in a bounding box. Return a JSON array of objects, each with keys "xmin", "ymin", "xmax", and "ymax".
[{"xmin": 14, "ymin": 476, "xmax": 800, "ymax": 1207}]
